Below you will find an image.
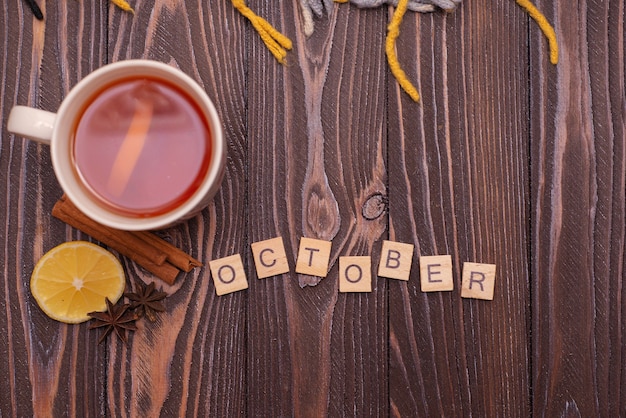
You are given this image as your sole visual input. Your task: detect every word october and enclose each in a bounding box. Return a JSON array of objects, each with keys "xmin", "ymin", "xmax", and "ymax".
[{"xmin": 208, "ymin": 237, "xmax": 496, "ymax": 301}]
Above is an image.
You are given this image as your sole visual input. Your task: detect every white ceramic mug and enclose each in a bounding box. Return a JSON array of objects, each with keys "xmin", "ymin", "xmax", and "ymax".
[{"xmin": 8, "ymin": 60, "xmax": 225, "ymax": 231}]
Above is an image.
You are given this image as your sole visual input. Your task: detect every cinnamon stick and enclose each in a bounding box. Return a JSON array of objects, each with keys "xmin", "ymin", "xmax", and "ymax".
[
  {"xmin": 52, "ymin": 199, "xmax": 178, "ymax": 284},
  {"xmin": 51, "ymin": 196, "xmax": 200, "ymax": 285},
  {"xmin": 133, "ymin": 230, "xmax": 202, "ymax": 272},
  {"xmin": 54, "ymin": 196, "xmax": 168, "ymax": 265}
]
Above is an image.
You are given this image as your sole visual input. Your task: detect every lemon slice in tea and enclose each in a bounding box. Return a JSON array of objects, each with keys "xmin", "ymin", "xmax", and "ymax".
[{"xmin": 31, "ymin": 241, "xmax": 126, "ymax": 324}]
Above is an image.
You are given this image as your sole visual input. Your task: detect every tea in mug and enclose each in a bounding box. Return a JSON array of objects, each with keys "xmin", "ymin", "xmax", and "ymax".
[{"xmin": 72, "ymin": 76, "xmax": 212, "ymax": 217}]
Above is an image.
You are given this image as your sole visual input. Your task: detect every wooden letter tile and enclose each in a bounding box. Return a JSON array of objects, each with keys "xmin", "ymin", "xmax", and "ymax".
[
  {"xmin": 419, "ymin": 255, "xmax": 453, "ymax": 292},
  {"xmin": 295, "ymin": 237, "xmax": 332, "ymax": 277},
  {"xmin": 378, "ymin": 240, "xmax": 414, "ymax": 281},
  {"xmin": 251, "ymin": 237, "xmax": 290, "ymax": 279},
  {"xmin": 339, "ymin": 256, "xmax": 372, "ymax": 293},
  {"xmin": 209, "ymin": 254, "xmax": 248, "ymax": 296},
  {"xmin": 461, "ymin": 262, "xmax": 496, "ymax": 300}
]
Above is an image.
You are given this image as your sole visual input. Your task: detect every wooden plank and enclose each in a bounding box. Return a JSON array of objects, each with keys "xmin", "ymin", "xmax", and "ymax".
[
  {"xmin": 104, "ymin": 0, "xmax": 249, "ymax": 416},
  {"xmin": 3, "ymin": 0, "xmax": 622, "ymax": 415},
  {"xmin": 0, "ymin": 0, "xmax": 108, "ymax": 416},
  {"xmin": 387, "ymin": 0, "xmax": 531, "ymax": 415},
  {"xmin": 246, "ymin": 1, "xmax": 389, "ymax": 415},
  {"xmin": 531, "ymin": 1, "xmax": 626, "ymax": 416}
]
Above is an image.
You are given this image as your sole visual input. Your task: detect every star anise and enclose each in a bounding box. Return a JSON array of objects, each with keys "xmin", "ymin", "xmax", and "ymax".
[
  {"xmin": 124, "ymin": 280, "xmax": 167, "ymax": 322},
  {"xmin": 88, "ymin": 298, "xmax": 138, "ymax": 344}
]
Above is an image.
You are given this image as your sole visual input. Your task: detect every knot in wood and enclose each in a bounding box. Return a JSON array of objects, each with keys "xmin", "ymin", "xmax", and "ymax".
[{"xmin": 361, "ymin": 193, "xmax": 388, "ymax": 220}]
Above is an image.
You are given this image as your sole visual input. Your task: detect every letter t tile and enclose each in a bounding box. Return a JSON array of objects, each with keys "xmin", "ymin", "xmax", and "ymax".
[{"xmin": 295, "ymin": 237, "xmax": 332, "ymax": 277}]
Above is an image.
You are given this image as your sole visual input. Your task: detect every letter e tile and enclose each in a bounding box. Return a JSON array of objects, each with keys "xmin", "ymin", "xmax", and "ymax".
[
  {"xmin": 251, "ymin": 237, "xmax": 290, "ymax": 279},
  {"xmin": 209, "ymin": 254, "xmax": 248, "ymax": 296},
  {"xmin": 295, "ymin": 237, "xmax": 332, "ymax": 277},
  {"xmin": 461, "ymin": 262, "xmax": 496, "ymax": 300},
  {"xmin": 340, "ymin": 256, "xmax": 372, "ymax": 293},
  {"xmin": 419, "ymin": 255, "xmax": 453, "ymax": 292},
  {"xmin": 378, "ymin": 240, "xmax": 414, "ymax": 281}
]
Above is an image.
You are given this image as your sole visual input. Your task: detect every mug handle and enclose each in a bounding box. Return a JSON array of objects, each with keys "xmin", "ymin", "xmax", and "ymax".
[{"xmin": 7, "ymin": 106, "xmax": 57, "ymax": 145}]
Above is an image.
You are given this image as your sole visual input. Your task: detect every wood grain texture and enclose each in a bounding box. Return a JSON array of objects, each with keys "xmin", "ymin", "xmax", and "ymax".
[
  {"xmin": 1, "ymin": 1, "xmax": 108, "ymax": 417},
  {"xmin": 105, "ymin": 0, "xmax": 249, "ymax": 416},
  {"xmin": 387, "ymin": 0, "xmax": 531, "ymax": 415},
  {"xmin": 246, "ymin": 1, "xmax": 388, "ymax": 416},
  {"xmin": 531, "ymin": 1, "xmax": 626, "ymax": 416},
  {"xmin": 1, "ymin": 0, "xmax": 625, "ymax": 416}
]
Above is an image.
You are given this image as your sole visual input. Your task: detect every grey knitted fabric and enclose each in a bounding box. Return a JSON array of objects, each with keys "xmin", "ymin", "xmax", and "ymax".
[
  {"xmin": 349, "ymin": 0, "xmax": 462, "ymax": 12},
  {"xmin": 300, "ymin": 0, "xmax": 462, "ymax": 35},
  {"xmin": 303, "ymin": 0, "xmax": 335, "ymax": 17}
]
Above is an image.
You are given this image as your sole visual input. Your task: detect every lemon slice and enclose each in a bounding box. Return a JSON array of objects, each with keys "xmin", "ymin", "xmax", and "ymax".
[{"xmin": 31, "ymin": 241, "xmax": 126, "ymax": 324}]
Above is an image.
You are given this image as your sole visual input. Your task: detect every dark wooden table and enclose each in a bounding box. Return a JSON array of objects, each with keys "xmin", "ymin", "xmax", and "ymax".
[{"xmin": 1, "ymin": 0, "xmax": 624, "ymax": 416}]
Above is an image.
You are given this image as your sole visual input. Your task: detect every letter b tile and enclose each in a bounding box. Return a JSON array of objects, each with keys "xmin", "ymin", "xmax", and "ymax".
[{"xmin": 378, "ymin": 240, "xmax": 414, "ymax": 281}]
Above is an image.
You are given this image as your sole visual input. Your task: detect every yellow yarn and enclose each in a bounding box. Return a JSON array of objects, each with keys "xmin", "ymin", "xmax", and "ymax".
[
  {"xmin": 231, "ymin": 0, "xmax": 293, "ymax": 64},
  {"xmin": 516, "ymin": 0, "xmax": 559, "ymax": 64},
  {"xmin": 110, "ymin": 0, "xmax": 134, "ymax": 14},
  {"xmin": 230, "ymin": 0, "xmax": 558, "ymax": 102},
  {"xmin": 385, "ymin": 0, "xmax": 420, "ymax": 101},
  {"xmin": 383, "ymin": 0, "xmax": 559, "ymax": 102}
]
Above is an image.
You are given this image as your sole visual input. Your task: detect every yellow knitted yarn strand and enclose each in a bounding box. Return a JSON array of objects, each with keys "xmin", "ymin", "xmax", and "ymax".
[
  {"xmin": 516, "ymin": 0, "xmax": 559, "ymax": 64},
  {"xmin": 231, "ymin": 0, "xmax": 293, "ymax": 64},
  {"xmin": 110, "ymin": 0, "xmax": 134, "ymax": 14},
  {"xmin": 386, "ymin": 0, "xmax": 420, "ymax": 102}
]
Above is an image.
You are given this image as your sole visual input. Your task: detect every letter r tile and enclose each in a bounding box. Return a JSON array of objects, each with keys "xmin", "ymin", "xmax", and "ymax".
[
  {"xmin": 378, "ymin": 240, "xmax": 414, "ymax": 281},
  {"xmin": 461, "ymin": 262, "xmax": 496, "ymax": 300},
  {"xmin": 295, "ymin": 237, "xmax": 332, "ymax": 277},
  {"xmin": 209, "ymin": 254, "xmax": 249, "ymax": 296},
  {"xmin": 251, "ymin": 237, "xmax": 290, "ymax": 279}
]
